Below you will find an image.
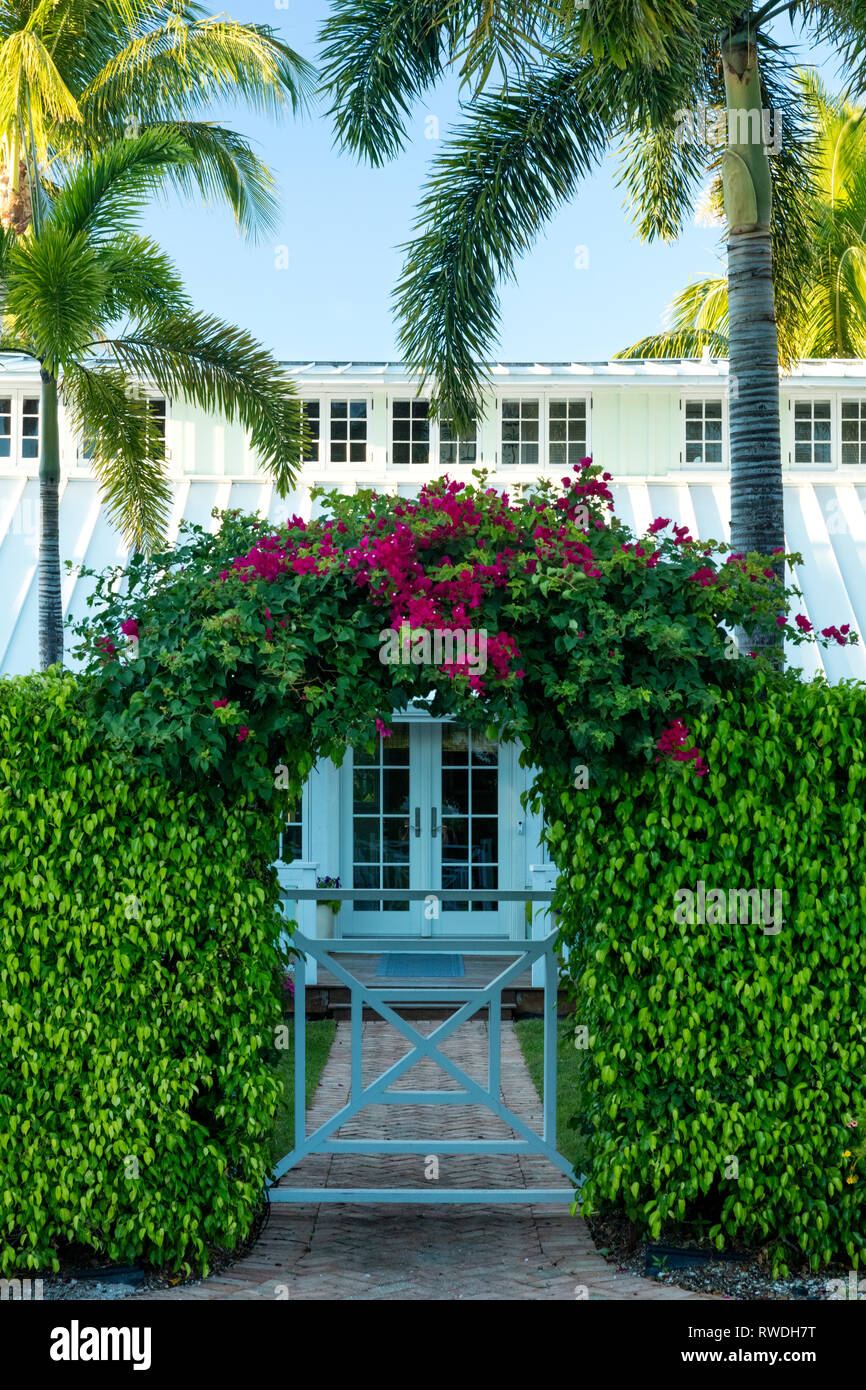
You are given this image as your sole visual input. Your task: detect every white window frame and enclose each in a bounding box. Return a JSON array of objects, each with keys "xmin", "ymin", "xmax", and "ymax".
[
  {"xmin": 496, "ymin": 389, "xmax": 592, "ymax": 469},
  {"xmin": 0, "ymin": 388, "xmax": 42, "ymax": 468},
  {"xmin": 783, "ymin": 390, "xmax": 866, "ymax": 473},
  {"xmin": 679, "ymin": 391, "xmax": 728, "ymax": 470},
  {"xmin": 303, "ymin": 394, "xmax": 374, "ymax": 469},
  {"xmin": 279, "ymin": 781, "xmax": 309, "ymax": 864},
  {"xmin": 436, "ymin": 410, "xmax": 481, "ymax": 468},
  {"xmin": 838, "ymin": 394, "xmax": 866, "ymax": 469},
  {"xmin": 385, "ymin": 396, "xmax": 482, "ymax": 469},
  {"xmin": 786, "ymin": 393, "xmax": 835, "ymax": 471},
  {"xmin": 388, "ymin": 395, "xmax": 435, "ymax": 468}
]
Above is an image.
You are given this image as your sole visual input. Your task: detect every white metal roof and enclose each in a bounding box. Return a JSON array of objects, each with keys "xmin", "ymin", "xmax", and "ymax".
[
  {"xmin": 1, "ymin": 474, "xmax": 864, "ymax": 682},
  {"xmin": 279, "ymin": 358, "xmax": 866, "ymax": 388}
]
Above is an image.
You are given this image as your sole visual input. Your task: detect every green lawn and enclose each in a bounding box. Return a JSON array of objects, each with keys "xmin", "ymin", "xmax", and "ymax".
[
  {"xmin": 514, "ymin": 1018, "xmax": 588, "ymax": 1175},
  {"xmin": 269, "ymin": 1020, "xmax": 337, "ymax": 1163}
]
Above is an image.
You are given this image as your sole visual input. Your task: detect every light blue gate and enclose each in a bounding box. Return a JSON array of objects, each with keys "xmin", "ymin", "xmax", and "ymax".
[{"xmin": 268, "ymin": 888, "xmax": 579, "ymax": 1205}]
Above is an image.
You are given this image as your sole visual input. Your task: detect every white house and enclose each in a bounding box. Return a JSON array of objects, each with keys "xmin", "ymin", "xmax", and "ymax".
[{"xmin": 2, "ymin": 356, "xmax": 865, "ymax": 961}]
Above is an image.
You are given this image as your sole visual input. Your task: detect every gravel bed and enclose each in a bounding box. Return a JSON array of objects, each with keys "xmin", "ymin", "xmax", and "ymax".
[{"xmin": 588, "ymin": 1212, "xmax": 848, "ymax": 1300}]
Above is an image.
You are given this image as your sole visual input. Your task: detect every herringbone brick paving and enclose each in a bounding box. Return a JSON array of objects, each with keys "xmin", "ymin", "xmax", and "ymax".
[{"xmin": 140, "ymin": 1019, "xmax": 720, "ymax": 1301}]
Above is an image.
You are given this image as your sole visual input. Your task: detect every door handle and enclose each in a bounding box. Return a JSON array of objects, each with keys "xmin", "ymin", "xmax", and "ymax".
[
  {"xmin": 431, "ymin": 806, "xmax": 438, "ymax": 837},
  {"xmin": 414, "ymin": 806, "xmax": 421, "ymax": 837}
]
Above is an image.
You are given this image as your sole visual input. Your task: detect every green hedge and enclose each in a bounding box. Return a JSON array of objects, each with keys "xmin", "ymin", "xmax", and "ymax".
[
  {"xmin": 549, "ymin": 674, "xmax": 866, "ymax": 1274},
  {"xmin": 0, "ymin": 671, "xmax": 285, "ymax": 1275}
]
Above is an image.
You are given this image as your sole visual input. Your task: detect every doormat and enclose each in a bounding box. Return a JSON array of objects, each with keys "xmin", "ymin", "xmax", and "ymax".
[{"xmin": 376, "ymin": 953, "xmax": 465, "ymax": 978}]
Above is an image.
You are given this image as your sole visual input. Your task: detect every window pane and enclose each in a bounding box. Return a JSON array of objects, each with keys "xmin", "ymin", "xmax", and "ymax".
[
  {"xmin": 354, "ymin": 818, "xmax": 380, "ymax": 862},
  {"xmin": 353, "ymin": 770, "xmax": 380, "ymax": 814},
  {"xmin": 302, "ymin": 401, "xmax": 320, "ymax": 462},
  {"xmin": 442, "ymin": 727, "xmax": 469, "ymax": 763},
  {"xmin": 392, "ymin": 399, "xmax": 429, "ymax": 464}
]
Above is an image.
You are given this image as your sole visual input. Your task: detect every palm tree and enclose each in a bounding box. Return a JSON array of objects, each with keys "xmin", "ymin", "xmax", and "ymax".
[
  {"xmin": 0, "ymin": 0, "xmax": 314, "ymax": 239},
  {"xmin": 319, "ymin": 1, "xmax": 866, "ymax": 601},
  {"xmin": 0, "ymin": 0, "xmax": 313, "ymax": 670},
  {"xmin": 618, "ymin": 76, "xmax": 866, "ymax": 362},
  {"xmin": 0, "ymin": 130, "xmax": 305, "ymax": 667}
]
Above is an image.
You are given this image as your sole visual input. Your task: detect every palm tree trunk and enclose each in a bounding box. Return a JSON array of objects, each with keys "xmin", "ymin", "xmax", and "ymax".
[
  {"xmin": 727, "ymin": 229, "xmax": 783, "ymax": 558},
  {"xmin": 38, "ymin": 369, "xmax": 63, "ymax": 669},
  {"xmin": 721, "ymin": 24, "xmax": 784, "ymax": 656}
]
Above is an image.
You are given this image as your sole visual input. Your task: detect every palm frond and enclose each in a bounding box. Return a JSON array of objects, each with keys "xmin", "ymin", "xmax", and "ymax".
[
  {"xmin": 49, "ymin": 126, "xmax": 191, "ymax": 242},
  {"xmin": 94, "ymin": 231, "xmax": 190, "ymax": 322},
  {"xmin": 81, "ymin": 16, "xmax": 315, "ymax": 125},
  {"xmin": 62, "ymin": 361, "xmax": 173, "ymax": 552},
  {"xmin": 319, "ymin": 0, "xmax": 448, "ymax": 165},
  {"xmin": 5, "ymin": 224, "xmax": 104, "ymax": 371},
  {"xmin": 759, "ymin": 56, "xmax": 823, "ymax": 366},
  {"xmin": 145, "ymin": 120, "xmax": 281, "ymax": 240},
  {"xmin": 615, "ymin": 275, "xmax": 729, "ymax": 357},
  {"xmin": 0, "ymin": 27, "xmax": 82, "ymax": 151},
  {"xmin": 616, "ymin": 119, "xmax": 712, "ymax": 243},
  {"xmin": 615, "ymin": 327, "xmax": 728, "ymax": 358},
  {"xmin": 90, "ymin": 312, "xmax": 305, "ymax": 493},
  {"xmin": 395, "ymin": 57, "xmax": 611, "ymax": 427}
]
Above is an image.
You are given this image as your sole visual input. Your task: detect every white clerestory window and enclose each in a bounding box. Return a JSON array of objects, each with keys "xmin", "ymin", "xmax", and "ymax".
[{"xmin": 0, "ymin": 393, "xmax": 40, "ymax": 463}]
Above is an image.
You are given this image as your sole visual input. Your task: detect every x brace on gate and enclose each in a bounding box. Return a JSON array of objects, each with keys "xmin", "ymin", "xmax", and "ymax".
[{"xmin": 268, "ymin": 898, "xmax": 580, "ymax": 1205}]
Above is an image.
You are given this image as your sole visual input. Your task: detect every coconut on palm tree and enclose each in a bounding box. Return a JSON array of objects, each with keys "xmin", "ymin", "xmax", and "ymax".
[
  {"xmin": 318, "ymin": 1, "xmax": 866, "ymax": 595},
  {"xmin": 617, "ymin": 76, "xmax": 866, "ymax": 362},
  {"xmin": 0, "ymin": 130, "xmax": 305, "ymax": 666}
]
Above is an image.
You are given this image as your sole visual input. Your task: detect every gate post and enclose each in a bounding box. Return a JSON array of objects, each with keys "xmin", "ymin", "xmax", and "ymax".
[
  {"xmin": 528, "ymin": 863, "xmax": 558, "ymax": 986},
  {"xmin": 274, "ymin": 859, "xmax": 320, "ymax": 984}
]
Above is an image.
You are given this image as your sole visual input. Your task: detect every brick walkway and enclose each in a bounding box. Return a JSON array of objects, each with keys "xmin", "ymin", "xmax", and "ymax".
[{"xmin": 141, "ymin": 1020, "xmax": 718, "ymax": 1301}]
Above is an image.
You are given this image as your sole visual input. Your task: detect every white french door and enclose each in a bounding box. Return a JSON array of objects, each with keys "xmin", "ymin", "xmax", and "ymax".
[{"xmin": 341, "ymin": 721, "xmax": 508, "ymax": 937}]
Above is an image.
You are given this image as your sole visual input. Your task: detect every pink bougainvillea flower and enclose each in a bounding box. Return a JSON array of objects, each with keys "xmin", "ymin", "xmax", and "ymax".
[
  {"xmin": 237, "ymin": 726, "xmax": 250, "ymax": 743},
  {"xmin": 375, "ymin": 718, "xmax": 392, "ymax": 738},
  {"xmin": 655, "ymin": 718, "xmax": 708, "ymax": 777},
  {"xmin": 95, "ymin": 636, "xmax": 116, "ymax": 657},
  {"xmin": 795, "ymin": 615, "xmax": 812, "ymax": 632},
  {"xmin": 120, "ymin": 618, "xmax": 139, "ymax": 639},
  {"xmin": 647, "ymin": 516, "xmax": 671, "ymax": 535},
  {"xmin": 212, "ymin": 698, "xmax": 228, "ymax": 709},
  {"xmin": 776, "ymin": 616, "xmax": 787, "ymax": 627}
]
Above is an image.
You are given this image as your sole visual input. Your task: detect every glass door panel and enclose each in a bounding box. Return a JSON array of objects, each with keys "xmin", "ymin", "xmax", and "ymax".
[
  {"xmin": 342, "ymin": 722, "xmax": 507, "ymax": 937},
  {"xmin": 433, "ymin": 726, "xmax": 504, "ymax": 936},
  {"xmin": 349, "ymin": 726, "xmax": 413, "ymax": 931}
]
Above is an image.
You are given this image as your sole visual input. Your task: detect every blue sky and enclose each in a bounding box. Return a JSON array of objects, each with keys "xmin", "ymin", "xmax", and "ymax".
[{"xmin": 141, "ymin": 2, "xmax": 836, "ymax": 363}]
